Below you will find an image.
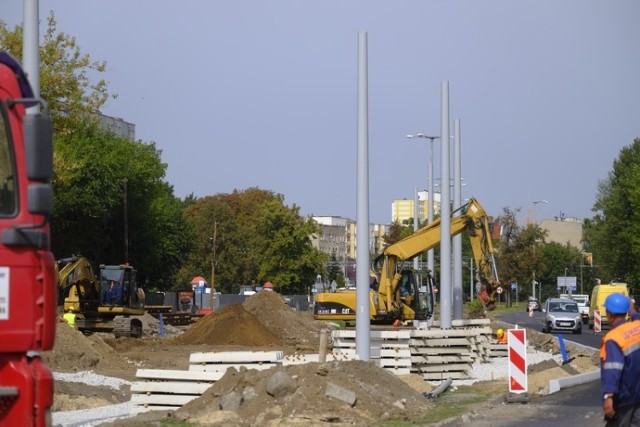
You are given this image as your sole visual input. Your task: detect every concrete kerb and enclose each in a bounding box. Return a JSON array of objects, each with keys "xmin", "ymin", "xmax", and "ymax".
[
  {"xmin": 548, "ymin": 368, "xmax": 600, "ymax": 394},
  {"xmin": 494, "ymin": 320, "xmax": 600, "ymax": 394}
]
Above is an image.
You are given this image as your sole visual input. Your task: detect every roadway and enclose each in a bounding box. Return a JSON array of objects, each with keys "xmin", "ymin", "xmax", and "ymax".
[
  {"xmin": 468, "ymin": 310, "xmax": 605, "ymax": 426},
  {"xmin": 499, "ymin": 309, "xmax": 604, "ymax": 349}
]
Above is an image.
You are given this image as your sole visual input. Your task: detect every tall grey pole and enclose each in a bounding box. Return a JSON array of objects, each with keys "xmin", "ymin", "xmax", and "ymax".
[
  {"xmin": 23, "ymin": 0, "xmax": 40, "ymax": 112},
  {"xmin": 439, "ymin": 81, "xmax": 452, "ymax": 329},
  {"xmin": 453, "ymin": 119, "xmax": 463, "ymax": 319},
  {"xmin": 413, "ymin": 187, "xmax": 419, "ymax": 272},
  {"xmin": 355, "ymin": 32, "xmax": 370, "ymax": 360},
  {"xmin": 428, "ymin": 137, "xmax": 435, "ymax": 281}
]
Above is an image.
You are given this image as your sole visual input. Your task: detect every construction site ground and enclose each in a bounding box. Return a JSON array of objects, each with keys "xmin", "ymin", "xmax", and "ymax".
[{"xmin": 47, "ymin": 292, "xmax": 600, "ymax": 426}]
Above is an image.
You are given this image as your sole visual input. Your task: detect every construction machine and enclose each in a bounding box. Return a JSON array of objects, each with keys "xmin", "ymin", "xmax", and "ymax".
[
  {"xmin": 313, "ymin": 197, "xmax": 501, "ymax": 324},
  {"xmin": 56, "ymin": 256, "xmax": 146, "ymax": 337}
]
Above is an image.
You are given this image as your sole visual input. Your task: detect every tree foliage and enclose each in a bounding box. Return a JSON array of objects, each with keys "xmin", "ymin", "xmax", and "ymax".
[
  {"xmin": 179, "ymin": 188, "xmax": 328, "ymax": 294},
  {"xmin": 0, "ymin": 13, "xmax": 113, "ymax": 135},
  {"xmin": 584, "ymin": 138, "xmax": 640, "ymax": 294},
  {"xmin": 51, "ymin": 120, "xmax": 192, "ymax": 289}
]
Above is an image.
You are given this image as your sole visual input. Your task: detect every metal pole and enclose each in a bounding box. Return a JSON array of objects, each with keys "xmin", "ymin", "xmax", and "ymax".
[
  {"xmin": 355, "ymin": 32, "xmax": 371, "ymax": 360},
  {"xmin": 23, "ymin": 0, "xmax": 40, "ymax": 114},
  {"xmin": 469, "ymin": 257, "xmax": 473, "ymax": 301},
  {"xmin": 440, "ymin": 81, "xmax": 452, "ymax": 329},
  {"xmin": 413, "ymin": 187, "xmax": 419, "ymax": 272},
  {"xmin": 211, "ymin": 222, "xmax": 217, "ymax": 311},
  {"xmin": 428, "ymin": 137, "xmax": 436, "ymax": 282},
  {"xmin": 453, "ymin": 119, "xmax": 463, "ymax": 319}
]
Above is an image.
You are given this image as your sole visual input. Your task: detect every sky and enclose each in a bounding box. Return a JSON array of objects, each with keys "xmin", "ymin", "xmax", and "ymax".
[{"xmin": 3, "ymin": 1, "xmax": 640, "ymax": 225}]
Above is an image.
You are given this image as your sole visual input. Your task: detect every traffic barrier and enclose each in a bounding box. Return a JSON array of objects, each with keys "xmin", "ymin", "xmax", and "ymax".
[
  {"xmin": 507, "ymin": 328, "xmax": 528, "ymax": 394},
  {"xmin": 528, "ymin": 305, "xmax": 533, "ymax": 318},
  {"xmin": 594, "ymin": 309, "xmax": 601, "ymax": 333}
]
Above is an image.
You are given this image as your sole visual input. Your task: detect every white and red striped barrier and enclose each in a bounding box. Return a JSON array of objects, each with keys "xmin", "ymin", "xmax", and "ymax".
[
  {"xmin": 594, "ymin": 309, "xmax": 601, "ymax": 333},
  {"xmin": 507, "ymin": 328, "xmax": 528, "ymax": 394},
  {"xmin": 528, "ymin": 305, "xmax": 533, "ymax": 318}
]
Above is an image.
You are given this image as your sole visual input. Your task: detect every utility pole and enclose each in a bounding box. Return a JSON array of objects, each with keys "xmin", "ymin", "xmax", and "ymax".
[{"xmin": 210, "ymin": 222, "xmax": 217, "ymax": 311}]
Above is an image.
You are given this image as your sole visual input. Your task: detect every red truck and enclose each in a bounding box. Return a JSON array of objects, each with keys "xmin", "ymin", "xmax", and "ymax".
[{"xmin": 0, "ymin": 52, "xmax": 56, "ymax": 426}]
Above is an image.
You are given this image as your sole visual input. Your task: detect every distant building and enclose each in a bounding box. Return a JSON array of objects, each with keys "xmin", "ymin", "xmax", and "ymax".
[
  {"xmin": 97, "ymin": 113, "xmax": 135, "ymax": 140},
  {"xmin": 391, "ymin": 191, "xmax": 441, "ymax": 224},
  {"xmin": 539, "ymin": 217, "xmax": 583, "ymax": 250}
]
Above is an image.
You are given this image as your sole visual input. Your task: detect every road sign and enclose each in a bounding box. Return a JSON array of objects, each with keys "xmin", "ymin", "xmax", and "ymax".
[{"xmin": 496, "ymin": 287, "xmax": 503, "ymax": 294}]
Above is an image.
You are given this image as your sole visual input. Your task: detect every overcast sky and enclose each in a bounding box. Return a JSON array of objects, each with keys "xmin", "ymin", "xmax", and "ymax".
[{"xmin": 4, "ymin": 1, "xmax": 640, "ymax": 225}]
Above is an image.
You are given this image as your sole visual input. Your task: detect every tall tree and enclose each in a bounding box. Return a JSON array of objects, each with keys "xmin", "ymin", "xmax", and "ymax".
[
  {"xmin": 585, "ymin": 138, "xmax": 640, "ymax": 294},
  {"xmin": 0, "ymin": 13, "xmax": 113, "ymax": 135}
]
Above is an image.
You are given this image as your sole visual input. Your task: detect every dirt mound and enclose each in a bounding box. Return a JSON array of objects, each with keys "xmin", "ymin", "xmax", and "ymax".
[
  {"xmin": 174, "ymin": 303, "xmax": 283, "ymax": 346},
  {"xmin": 243, "ymin": 291, "xmax": 325, "ymax": 351},
  {"xmin": 44, "ymin": 323, "xmax": 135, "ymax": 375},
  {"xmin": 171, "ymin": 360, "xmax": 434, "ymax": 426}
]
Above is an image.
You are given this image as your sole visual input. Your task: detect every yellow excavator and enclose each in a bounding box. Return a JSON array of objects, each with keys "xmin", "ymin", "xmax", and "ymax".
[
  {"xmin": 56, "ymin": 255, "xmax": 146, "ymax": 337},
  {"xmin": 313, "ymin": 197, "xmax": 501, "ymax": 324}
]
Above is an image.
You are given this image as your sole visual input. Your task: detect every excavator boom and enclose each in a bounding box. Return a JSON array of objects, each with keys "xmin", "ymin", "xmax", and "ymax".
[{"xmin": 314, "ymin": 197, "xmax": 501, "ymax": 323}]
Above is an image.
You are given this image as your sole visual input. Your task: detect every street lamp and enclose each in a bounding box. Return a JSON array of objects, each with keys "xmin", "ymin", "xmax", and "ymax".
[
  {"xmin": 406, "ymin": 133, "xmax": 440, "ymax": 278},
  {"xmin": 531, "ymin": 200, "xmax": 549, "ymax": 225}
]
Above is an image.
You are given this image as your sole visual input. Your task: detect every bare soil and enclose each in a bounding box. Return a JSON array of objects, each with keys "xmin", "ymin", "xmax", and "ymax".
[{"xmin": 45, "ymin": 292, "xmax": 599, "ymax": 425}]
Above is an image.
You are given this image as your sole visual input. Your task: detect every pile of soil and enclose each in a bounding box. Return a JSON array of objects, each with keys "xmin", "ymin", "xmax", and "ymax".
[
  {"xmin": 119, "ymin": 361, "xmax": 435, "ymax": 427},
  {"xmin": 174, "ymin": 304, "xmax": 283, "ymax": 346}
]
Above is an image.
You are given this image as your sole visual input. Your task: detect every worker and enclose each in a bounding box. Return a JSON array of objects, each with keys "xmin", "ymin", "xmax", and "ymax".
[
  {"xmin": 105, "ymin": 280, "xmax": 122, "ymax": 305},
  {"xmin": 600, "ymin": 293, "xmax": 640, "ymax": 425},
  {"xmin": 496, "ymin": 328, "xmax": 507, "ymax": 344},
  {"xmin": 62, "ymin": 310, "xmax": 76, "ymax": 329}
]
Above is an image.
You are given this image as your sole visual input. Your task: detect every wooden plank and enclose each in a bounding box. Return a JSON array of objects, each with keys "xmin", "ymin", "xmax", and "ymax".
[
  {"xmin": 189, "ymin": 351, "xmax": 283, "ymax": 364},
  {"xmin": 135, "ymin": 369, "xmax": 223, "ymax": 382},
  {"xmin": 414, "ymin": 363, "xmax": 471, "ymax": 373},
  {"xmin": 411, "ymin": 355, "xmax": 473, "ymax": 364},
  {"xmin": 130, "ymin": 382, "xmax": 212, "ymax": 395},
  {"xmin": 130, "ymin": 393, "xmax": 197, "ymax": 406},
  {"xmin": 132, "ymin": 405, "xmax": 181, "ymax": 414},
  {"xmin": 410, "ymin": 347, "xmax": 473, "ymax": 356},
  {"xmin": 419, "ymin": 371, "xmax": 470, "ymax": 380},
  {"xmin": 189, "ymin": 363, "xmax": 279, "ymax": 372},
  {"xmin": 332, "ymin": 330, "xmax": 412, "ymax": 339},
  {"xmin": 410, "ymin": 327, "xmax": 492, "ymax": 338},
  {"xmin": 378, "ymin": 359, "xmax": 412, "ymax": 368}
]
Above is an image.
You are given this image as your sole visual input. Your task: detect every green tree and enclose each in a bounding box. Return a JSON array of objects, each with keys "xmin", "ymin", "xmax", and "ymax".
[
  {"xmin": 0, "ymin": 13, "xmax": 113, "ymax": 135},
  {"xmin": 180, "ymin": 188, "xmax": 328, "ymax": 294},
  {"xmin": 52, "ymin": 120, "xmax": 191, "ymax": 289},
  {"xmin": 585, "ymin": 138, "xmax": 640, "ymax": 295}
]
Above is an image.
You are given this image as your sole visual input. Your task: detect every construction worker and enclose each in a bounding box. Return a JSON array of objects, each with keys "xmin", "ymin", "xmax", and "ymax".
[
  {"xmin": 62, "ymin": 310, "xmax": 76, "ymax": 329},
  {"xmin": 496, "ymin": 328, "xmax": 507, "ymax": 344},
  {"xmin": 600, "ymin": 293, "xmax": 640, "ymax": 425}
]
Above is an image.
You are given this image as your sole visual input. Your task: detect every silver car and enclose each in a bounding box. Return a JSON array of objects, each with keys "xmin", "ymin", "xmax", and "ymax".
[{"xmin": 542, "ymin": 298, "xmax": 582, "ymax": 334}]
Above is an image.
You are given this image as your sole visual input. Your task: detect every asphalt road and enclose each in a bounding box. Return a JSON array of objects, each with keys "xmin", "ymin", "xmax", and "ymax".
[
  {"xmin": 499, "ymin": 309, "xmax": 604, "ymax": 349},
  {"xmin": 472, "ymin": 310, "xmax": 606, "ymax": 427}
]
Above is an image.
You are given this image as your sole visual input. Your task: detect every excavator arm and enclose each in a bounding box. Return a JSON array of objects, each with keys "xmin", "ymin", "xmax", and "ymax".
[
  {"xmin": 56, "ymin": 255, "xmax": 99, "ymax": 312},
  {"xmin": 374, "ymin": 197, "xmax": 500, "ymax": 312}
]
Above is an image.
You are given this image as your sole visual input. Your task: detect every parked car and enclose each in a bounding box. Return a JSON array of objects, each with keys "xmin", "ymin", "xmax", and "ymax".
[
  {"xmin": 542, "ymin": 297, "xmax": 582, "ymax": 334},
  {"xmin": 526, "ymin": 297, "xmax": 541, "ymax": 312}
]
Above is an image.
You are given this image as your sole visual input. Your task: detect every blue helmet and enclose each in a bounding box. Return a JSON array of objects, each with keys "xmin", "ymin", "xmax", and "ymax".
[{"xmin": 603, "ymin": 293, "xmax": 630, "ymax": 315}]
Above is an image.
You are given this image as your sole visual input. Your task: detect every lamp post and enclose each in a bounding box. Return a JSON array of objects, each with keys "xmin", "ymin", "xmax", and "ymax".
[
  {"xmin": 406, "ymin": 133, "xmax": 440, "ymax": 279},
  {"xmin": 210, "ymin": 222, "xmax": 217, "ymax": 312},
  {"xmin": 532, "ymin": 200, "xmax": 549, "ymax": 225}
]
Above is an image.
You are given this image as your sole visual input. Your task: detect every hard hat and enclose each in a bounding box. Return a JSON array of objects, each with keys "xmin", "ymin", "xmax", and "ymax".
[
  {"xmin": 604, "ymin": 293, "xmax": 630, "ymax": 315},
  {"xmin": 496, "ymin": 328, "xmax": 504, "ymax": 337}
]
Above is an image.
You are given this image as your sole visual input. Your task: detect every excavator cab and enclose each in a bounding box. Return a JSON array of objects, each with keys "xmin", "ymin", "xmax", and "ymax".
[{"xmin": 398, "ymin": 267, "xmax": 434, "ymax": 321}]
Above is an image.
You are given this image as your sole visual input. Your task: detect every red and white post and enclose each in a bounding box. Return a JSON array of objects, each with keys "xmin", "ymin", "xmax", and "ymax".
[
  {"xmin": 508, "ymin": 328, "xmax": 528, "ymax": 394},
  {"xmin": 528, "ymin": 305, "xmax": 534, "ymax": 318},
  {"xmin": 594, "ymin": 309, "xmax": 601, "ymax": 333}
]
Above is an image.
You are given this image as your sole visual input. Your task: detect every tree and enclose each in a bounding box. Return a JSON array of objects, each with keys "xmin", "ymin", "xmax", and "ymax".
[
  {"xmin": 180, "ymin": 188, "xmax": 328, "ymax": 294},
  {"xmin": 0, "ymin": 13, "xmax": 113, "ymax": 135},
  {"xmin": 585, "ymin": 138, "xmax": 640, "ymax": 294},
  {"xmin": 52, "ymin": 120, "xmax": 192, "ymax": 289}
]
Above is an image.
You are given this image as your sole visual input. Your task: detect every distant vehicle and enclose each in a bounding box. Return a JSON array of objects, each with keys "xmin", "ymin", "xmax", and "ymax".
[
  {"xmin": 588, "ymin": 283, "xmax": 629, "ymax": 330},
  {"xmin": 542, "ymin": 297, "xmax": 582, "ymax": 334},
  {"xmin": 561, "ymin": 293, "xmax": 589, "ymax": 324},
  {"xmin": 526, "ymin": 297, "xmax": 541, "ymax": 312}
]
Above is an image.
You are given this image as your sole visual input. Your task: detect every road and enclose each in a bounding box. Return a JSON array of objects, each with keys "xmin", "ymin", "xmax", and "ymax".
[
  {"xmin": 465, "ymin": 310, "xmax": 605, "ymax": 426},
  {"xmin": 499, "ymin": 309, "xmax": 604, "ymax": 349}
]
